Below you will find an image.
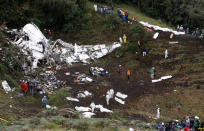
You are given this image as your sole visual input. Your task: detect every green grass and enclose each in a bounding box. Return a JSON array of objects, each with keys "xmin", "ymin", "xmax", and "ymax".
[{"xmin": 115, "ymin": 3, "xmax": 174, "ymax": 29}]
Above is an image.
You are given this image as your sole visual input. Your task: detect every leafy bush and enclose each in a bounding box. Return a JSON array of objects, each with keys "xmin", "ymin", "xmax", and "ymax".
[
  {"xmin": 110, "ymin": 109, "xmax": 123, "ymax": 120},
  {"xmin": 76, "ymin": 121, "xmax": 90, "ymax": 131},
  {"xmin": 103, "ymin": 14, "xmax": 121, "ymax": 31},
  {"xmin": 48, "ymin": 88, "xmax": 70, "ymax": 106},
  {"xmin": 129, "ymin": 23, "xmax": 145, "ymax": 42},
  {"xmin": 4, "ymin": 74, "xmax": 18, "ymax": 87}
]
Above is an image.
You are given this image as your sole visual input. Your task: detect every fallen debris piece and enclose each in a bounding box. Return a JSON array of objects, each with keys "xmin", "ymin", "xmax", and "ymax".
[
  {"xmin": 77, "ymin": 91, "xmax": 92, "ymax": 98},
  {"xmin": 144, "ymin": 27, "xmax": 153, "ymax": 32},
  {"xmin": 65, "ymin": 72, "xmax": 70, "ymax": 75},
  {"xmin": 90, "ymin": 67, "xmax": 108, "ymax": 76},
  {"xmin": 75, "ymin": 106, "xmax": 91, "ymax": 112},
  {"xmin": 106, "ymin": 89, "xmax": 114, "ymax": 105},
  {"xmin": 2, "ymin": 81, "xmax": 11, "ymax": 93},
  {"xmin": 170, "ymin": 33, "xmax": 174, "ymax": 39},
  {"xmin": 115, "ymin": 97, "xmax": 125, "ymax": 105},
  {"xmin": 66, "ymin": 97, "xmax": 79, "ymax": 102},
  {"xmin": 139, "ymin": 21, "xmax": 185, "ymax": 35},
  {"xmin": 169, "ymin": 41, "xmax": 179, "ymax": 44},
  {"xmin": 74, "ymin": 74, "xmax": 93, "ymax": 83},
  {"xmin": 152, "ymin": 75, "xmax": 173, "ymax": 83},
  {"xmin": 46, "ymin": 105, "xmax": 57, "ymax": 110},
  {"xmin": 95, "ymin": 105, "xmax": 112, "ymax": 113},
  {"xmin": 153, "ymin": 32, "xmax": 159, "ymax": 39},
  {"xmin": 116, "ymin": 92, "xmax": 128, "ymax": 99},
  {"xmin": 11, "ymin": 23, "xmax": 121, "ymax": 70},
  {"xmin": 81, "ymin": 112, "xmax": 95, "ymax": 118},
  {"xmin": 90, "ymin": 102, "xmax": 96, "ymax": 112}
]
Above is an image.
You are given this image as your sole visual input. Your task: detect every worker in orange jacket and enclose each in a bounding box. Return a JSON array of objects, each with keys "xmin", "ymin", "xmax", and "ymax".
[{"xmin": 127, "ymin": 70, "xmax": 131, "ymax": 80}]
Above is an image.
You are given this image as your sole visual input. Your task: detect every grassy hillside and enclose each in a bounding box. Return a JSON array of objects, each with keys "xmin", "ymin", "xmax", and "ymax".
[{"xmin": 115, "ymin": 3, "xmax": 174, "ymax": 29}]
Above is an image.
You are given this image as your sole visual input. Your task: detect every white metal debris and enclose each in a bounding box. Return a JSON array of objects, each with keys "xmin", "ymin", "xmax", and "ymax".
[
  {"xmin": 65, "ymin": 72, "xmax": 70, "ymax": 75},
  {"xmin": 77, "ymin": 91, "xmax": 92, "ymax": 98},
  {"xmin": 46, "ymin": 105, "xmax": 57, "ymax": 110},
  {"xmin": 11, "ymin": 23, "xmax": 121, "ymax": 70},
  {"xmin": 90, "ymin": 102, "xmax": 96, "ymax": 112},
  {"xmin": 169, "ymin": 41, "xmax": 179, "ymax": 44},
  {"xmin": 152, "ymin": 75, "xmax": 172, "ymax": 83},
  {"xmin": 75, "ymin": 106, "xmax": 91, "ymax": 112},
  {"xmin": 106, "ymin": 89, "xmax": 114, "ymax": 105},
  {"xmin": 2, "ymin": 80, "xmax": 11, "ymax": 93},
  {"xmin": 95, "ymin": 104, "xmax": 112, "ymax": 113},
  {"xmin": 115, "ymin": 97, "xmax": 125, "ymax": 105},
  {"xmin": 116, "ymin": 92, "xmax": 128, "ymax": 99},
  {"xmin": 82, "ymin": 112, "xmax": 95, "ymax": 118},
  {"xmin": 66, "ymin": 97, "xmax": 79, "ymax": 102},
  {"xmin": 153, "ymin": 32, "xmax": 159, "ymax": 39},
  {"xmin": 139, "ymin": 21, "xmax": 185, "ymax": 35}
]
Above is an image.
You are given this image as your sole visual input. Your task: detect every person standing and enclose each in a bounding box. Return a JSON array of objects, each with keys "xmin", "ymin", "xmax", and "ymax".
[
  {"xmin": 150, "ymin": 67, "xmax": 155, "ymax": 79},
  {"xmin": 180, "ymin": 25, "xmax": 183, "ymax": 32},
  {"xmin": 123, "ymin": 34, "xmax": 127, "ymax": 44},
  {"xmin": 142, "ymin": 48, "xmax": 147, "ymax": 56},
  {"xmin": 103, "ymin": 7, "xmax": 106, "ymax": 16},
  {"xmin": 186, "ymin": 28, "xmax": 190, "ymax": 34},
  {"xmin": 93, "ymin": 4, "xmax": 97, "ymax": 12},
  {"xmin": 194, "ymin": 116, "xmax": 200, "ymax": 131},
  {"xmin": 30, "ymin": 81, "xmax": 35, "ymax": 95},
  {"xmin": 42, "ymin": 96, "xmax": 47, "ymax": 109},
  {"xmin": 43, "ymin": 29, "xmax": 47, "ymax": 37},
  {"xmin": 165, "ymin": 49, "xmax": 168, "ymax": 59},
  {"xmin": 118, "ymin": 65, "xmax": 122, "ymax": 75},
  {"xmin": 127, "ymin": 70, "xmax": 131, "ymax": 80},
  {"xmin": 177, "ymin": 25, "xmax": 180, "ymax": 32},
  {"xmin": 156, "ymin": 107, "xmax": 160, "ymax": 119},
  {"xmin": 137, "ymin": 40, "xmax": 141, "ymax": 48},
  {"xmin": 48, "ymin": 30, "xmax": 52, "ymax": 39},
  {"xmin": 21, "ymin": 80, "xmax": 28, "ymax": 95}
]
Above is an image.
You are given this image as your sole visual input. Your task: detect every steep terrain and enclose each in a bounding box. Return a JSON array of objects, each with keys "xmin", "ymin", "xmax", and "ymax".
[{"xmin": 0, "ymin": 0, "xmax": 204, "ymax": 131}]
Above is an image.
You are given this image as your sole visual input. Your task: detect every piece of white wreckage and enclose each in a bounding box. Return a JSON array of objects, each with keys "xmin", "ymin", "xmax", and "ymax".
[
  {"xmin": 152, "ymin": 75, "xmax": 173, "ymax": 83},
  {"xmin": 1, "ymin": 80, "xmax": 11, "ymax": 93},
  {"xmin": 13, "ymin": 23, "xmax": 121, "ymax": 69}
]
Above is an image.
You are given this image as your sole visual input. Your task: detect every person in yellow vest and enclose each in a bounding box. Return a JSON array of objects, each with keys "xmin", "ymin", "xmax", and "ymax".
[{"xmin": 123, "ymin": 34, "xmax": 127, "ymax": 44}]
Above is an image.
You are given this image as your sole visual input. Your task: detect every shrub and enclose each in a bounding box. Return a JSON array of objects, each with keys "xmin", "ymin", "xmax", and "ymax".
[
  {"xmin": 48, "ymin": 88, "xmax": 70, "ymax": 106},
  {"xmin": 110, "ymin": 109, "xmax": 123, "ymax": 120},
  {"xmin": 3, "ymin": 74, "xmax": 18, "ymax": 88},
  {"xmin": 77, "ymin": 121, "xmax": 90, "ymax": 131},
  {"xmin": 129, "ymin": 23, "xmax": 145, "ymax": 42}
]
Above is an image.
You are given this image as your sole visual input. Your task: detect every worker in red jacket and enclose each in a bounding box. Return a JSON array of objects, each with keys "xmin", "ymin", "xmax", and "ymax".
[{"xmin": 21, "ymin": 80, "xmax": 28, "ymax": 95}]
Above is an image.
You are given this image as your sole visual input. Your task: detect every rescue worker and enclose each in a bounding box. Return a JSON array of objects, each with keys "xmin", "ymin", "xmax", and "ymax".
[
  {"xmin": 118, "ymin": 9, "xmax": 122, "ymax": 18},
  {"xmin": 123, "ymin": 34, "xmax": 127, "ymax": 44},
  {"xmin": 103, "ymin": 7, "xmax": 106, "ymax": 16},
  {"xmin": 21, "ymin": 80, "xmax": 28, "ymax": 95},
  {"xmin": 177, "ymin": 25, "xmax": 180, "ymax": 32},
  {"xmin": 131, "ymin": 16, "xmax": 135, "ymax": 22},
  {"xmin": 150, "ymin": 67, "xmax": 155, "ymax": 79},
  {"xmin": 165, "ymin": 49, "xmax": 168, "ymax": 59},
  {"xmin": 118, "ymin": 65, "xmax": 122, "ymax": 75},
  {"xmin": 180, "ymin": 25, "xmax": 183, "ymax": 32},
  {"xmin": 193, "ymin": 116, "xmax": 200, "ymax": 131},
  {"xmin": 43, "ymin": 29, "xmax": 47, "ymax": 37},
  {"xmin": 186, "ymin": 28, "xmax": 190, "ymax": 34},
  {"xmin": 122, "ymin": 11, "xmax": 126, "ymax": 22},
  {"xmin": 30, "ymin": 81, "xmax": 35, "ymax": 95},
  {"xmin": 142, "ymin": 48, "xmax": 147, "ymax": 56},
  {"xmin": 137, "ymin": 40, "xmax": 141, "ymax": 48},
  {"xmin": 125, "ymin": 11, "xmax": 129, "ymax": 21},
  {"xmin": 42, "ymin": 96, "xmax": 47, "ymax": 109},
  {"xmin": 127, "ymin": 70, "xmax": 131, "ymax": 80},
  {"xmin": 48, "ymin": 30, "xmax": 52, "ymax": 39},
  {"xmin": 199, "ymin": 33, "xmax": 203, "ymax": 41}
]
